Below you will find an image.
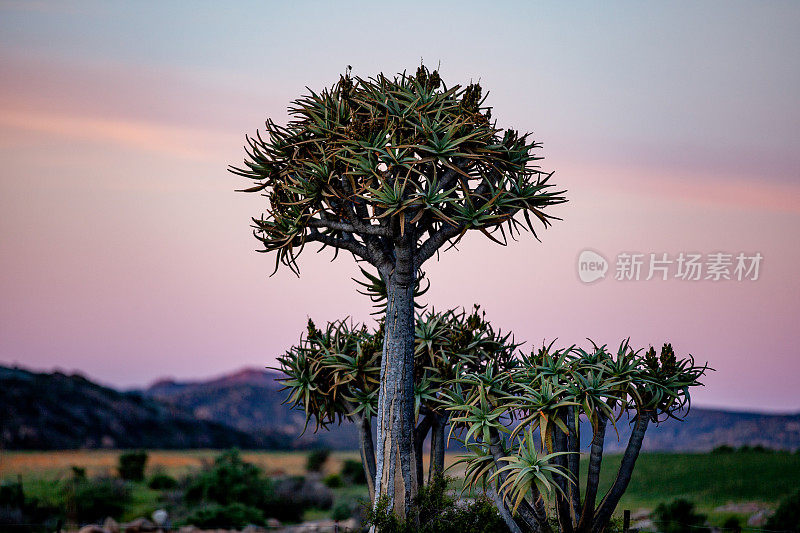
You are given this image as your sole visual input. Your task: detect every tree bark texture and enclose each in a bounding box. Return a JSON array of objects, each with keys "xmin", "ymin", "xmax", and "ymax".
[{"xmin": 373, "ymin": 249, "xmax": 418, "ymax": 521}]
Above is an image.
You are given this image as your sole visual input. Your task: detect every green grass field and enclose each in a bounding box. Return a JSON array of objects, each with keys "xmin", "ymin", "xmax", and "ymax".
[{"xmin": 2, "ymin": 449, "xmax": 798, "ymax": 522}]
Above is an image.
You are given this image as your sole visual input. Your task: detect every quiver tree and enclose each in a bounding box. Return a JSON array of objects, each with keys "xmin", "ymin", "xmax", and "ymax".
[
  {"xmin": 231, "ymin": 64, "xmax": 565, "ymax": 516},
  {"xmin": 277, "ymin": 306, "xmax": 518, "ymax": 501},
  {"xmin": 446, "ymin": 341, "xmax": 709, "ymax": 533}
]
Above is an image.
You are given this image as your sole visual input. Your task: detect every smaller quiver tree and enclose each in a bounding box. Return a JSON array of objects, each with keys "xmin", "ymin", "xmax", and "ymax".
[
  {"xmin": 445, "ymin": 341, "xmax": 710, "ymax": 533},
  {"xmin": 277, "ymin": 306, "xmax": 517, "ymax": 501}
]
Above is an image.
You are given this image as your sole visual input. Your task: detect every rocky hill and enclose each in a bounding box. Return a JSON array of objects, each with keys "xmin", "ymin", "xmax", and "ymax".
[
  {"xmin": 144, "ymin": 369, "xmax": 800, "ymax": 453},
  {"xmin": 144, "ymin": 368, "xmax": 360, "ymax": 449},
  {"xmin": 0, "ymin": 366, "xmax": 259, "ymax": 449}
]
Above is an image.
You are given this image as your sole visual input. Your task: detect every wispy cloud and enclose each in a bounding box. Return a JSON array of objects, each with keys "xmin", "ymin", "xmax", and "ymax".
[{"xmin": 0, "ymin": 107, "xmax": 231, "ymax": 162}]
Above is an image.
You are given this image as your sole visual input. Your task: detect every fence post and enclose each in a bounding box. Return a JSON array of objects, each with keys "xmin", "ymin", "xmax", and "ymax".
[{"xmin": 623, "ymin": 509, "xmax": 631, "ymax": 533}]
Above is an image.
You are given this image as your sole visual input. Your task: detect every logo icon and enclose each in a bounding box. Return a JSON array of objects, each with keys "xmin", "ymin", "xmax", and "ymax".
[{"xmin": 578, "ymin": 250, "xmax": 608, "ymax": 283}]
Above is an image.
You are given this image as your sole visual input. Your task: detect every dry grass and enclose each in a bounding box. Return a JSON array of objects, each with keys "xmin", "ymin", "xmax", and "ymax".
[{"xmin": 0, "ymin": 449, "xmax": 467, "ymax": 481}]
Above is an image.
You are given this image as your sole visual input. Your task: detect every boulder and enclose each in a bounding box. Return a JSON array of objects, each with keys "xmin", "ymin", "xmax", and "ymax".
[
  {"xmin": 748, "ymin": 509, "xmax": 775, "ymax": 527},
  {"xmin": 77, "ymin": 526, "xmax": 108, "ymax": 533},
  {"xmin": 121, "ymin": 517, "xmax": 156, "ymax": 532},
  {"xmin": 103, "ymin": 517, "xmax": 120, "ymax": 533}
]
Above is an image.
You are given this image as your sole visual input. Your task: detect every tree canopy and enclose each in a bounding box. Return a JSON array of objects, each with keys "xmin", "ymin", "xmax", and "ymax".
[{"xmin": 230, "ymin": 65, "xmax": 566, "ymax": 276}]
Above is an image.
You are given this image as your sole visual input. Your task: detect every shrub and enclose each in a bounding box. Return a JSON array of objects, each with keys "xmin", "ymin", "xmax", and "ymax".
[
  {"xmin": 367, "ymin": 476, "xmax": 510, "ymax": 533},
  {"xmin": 185, "ymin": 449, "xmax": 272, "ymax": 508},
  {"xmin": 184, "ymin": 449, "xmax": 304, "ymax": 523},
  {"xmin": 323, "ymin": 474, "xmax": 344, "ymax": 488},
  {"xmin": 0, "ymin": 480, "xmax": 61, "ymax": 533},
  {"xmin": 147, "ymin": 473, "xmax": 178, "ymax": 490},
  {"xmin": 711, "ymin": 445, "xmax": 735, "ymax": 454},
  {"xmin": 0, "ymin": 481, "xmax": 24, "ymax": 508},
  {"xmin": 70, "ymin": 478, "xmax": 130, "ymax": 524},
  {"xmin": 332, "ymin": 500, "xmax": 354, "ymax": 521},
  {"xmin": 118, "ymin": 451, "xmax": 148, "ymax": 482},
  {"xmin": 722, "ymin": 517, "xmax": 742, "ymax": 533},
  {"xmin": 0, "ymin": 482, "xmax": 62, "ymax": 533},
  {"xmin": 273, "ymin": 476, "xmax": 333, "ymax": 513},
  {"xmin": 306, "ymin": 449, "xmax": 330, "ymax": 473},
  {"xmin": 765, "ymin": 488, "xmax": 800, "ymax": 532},
  {"xmin": 654, "ymin": 499, "xmax": 708, "ymax": 533},
  {"xmin": 184, "ymin": 502, "xmax": 265, "ymax": 529},
  {"xmin": 341, "ymin": 459, "xmax": 367, "ymax": 485}
]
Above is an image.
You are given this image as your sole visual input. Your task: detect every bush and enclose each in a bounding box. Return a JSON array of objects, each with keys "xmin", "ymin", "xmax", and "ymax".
[
  {"xmin": 306, "ymin": 449, "xmax": 330, "ymax": 473},
  {"xmin": 722, "ymin": 517, "xmax": 742, "ymax": 533},
  {"xmin": 273, "ymin": 476, "xmax": 333, "ymax": 513},
  {"xmin": 765, "ymin": 488, "xmax": 800, "ymax": 532},
  {"xmin": 654, "ymin": 499, "xmax": 708, "ymax": 533},
  {"xmin": 185, "ymin": 449, "xmax": 272, "ymax": 508},
  {"xmin": 711, "ymin": 445, "xmax": 735, "ymax": 454},
  {"xmin": 118, "ymin": 451, "xmax": 148, "ymax": 482},
  {"xmin": 184, "ymin": 502, "xmax": 265, "ymax": 529},
  {"xmin": 70, "ymin": 478, "xmax": 130, "ymax": 524},
  {"xmin": 323, "ymin": 474, "xmax": 344, "ymax": 488},
  {"xmin": 367, "ymin": 476, "xmax": 510, "ymax": 533},
  {"xmin": 341, "ymin": 459, "xmax": 367, "ymax": 485},
  {"xmin": 0, "ymin": 480, "xmax": 61, "ymax": 533},
  {"xmin": 147, "ymin": 473, "xmax": 178, "ymax": 490},
  {"xmin": 184, "ymin": 449, "xmax": 304, "ymax": 523},
  {"xmin": 332, "ymin": 500, "xmax": 354, "ymax": 521}
]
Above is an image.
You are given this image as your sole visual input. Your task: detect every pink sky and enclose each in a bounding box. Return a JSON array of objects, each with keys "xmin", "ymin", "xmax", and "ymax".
[{"xmin": 1, "ymin": 2, "xmax": 798, "ymax": 412}]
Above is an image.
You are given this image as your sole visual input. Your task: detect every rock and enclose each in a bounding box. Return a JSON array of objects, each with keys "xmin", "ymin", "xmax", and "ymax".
[
  {"xmin": 122, "ymin": 517, "xmax": 156, "ymax": 532},
  {"xmin": 78, "ymin": 526, "xmax": 108, "ymax": 533},
  {"xmin": 340, "ymin": 518, "xmax": 359, "ymax": 530},
  {"xmin": 748, "ymin": 509, "xmax": 775, "ymax": 527},
  {"xmin": 242, "ymin": 525, "xmax": 268, "ymax": 533},
  {"xmin": 266, "ymin": 519, "xmax": 283, "ymax": 529},
  {"xmin": 103, "ymin": 517, "xmax": 120, "ymax": 533},
  {"xmin": 151, "ymin": 509, "xmax": 169, "ymax": 527},
  {"xmin": 177, "ymin": 526, "xmax": 199, "ymax": 533}
]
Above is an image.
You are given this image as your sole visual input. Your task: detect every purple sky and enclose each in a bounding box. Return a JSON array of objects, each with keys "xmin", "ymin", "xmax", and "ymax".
[{"xmin": 1, "ymin": 2, "xmax": 798, "ymax": 412}]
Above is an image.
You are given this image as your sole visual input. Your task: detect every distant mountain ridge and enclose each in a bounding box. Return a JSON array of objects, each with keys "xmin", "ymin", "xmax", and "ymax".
[
  {"xmin": 143, "ymin": 367, "xmax": 360, "ymax": 450},
  {"xmin": 0, "ymin": 366, "xmax": 259, "ymax": 449},
  {"xmin": 2, "ymin": 364, "xmax": 799, "ymax": 451},
  {"xmin": 145, "ymin": 368, "xmax": 800, "ymax": 453}
]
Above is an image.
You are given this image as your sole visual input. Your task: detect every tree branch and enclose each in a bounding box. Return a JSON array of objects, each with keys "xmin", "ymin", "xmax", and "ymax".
[
  {"xmin": 306, "ymin": 230, "xmax": 371, "ymax": 263},
  {"xmin": 553, "ymin": 409, "xmax": 575, "ymax": 533},
  {"xmin": 414, "ymin": 415, "xmax": 434, "ymax": 488},
  {"xmin": 357, "ymin": 414, "xmax": 377, "ymax": 501},
  {"xmin": 428, "ymin": 413, "xmax": 448, "ymax": 482},
  {"xmin": 488, "ymin": 428, "xmax": 551, "ymax": 533},
  {"xmin": 485, "ymin": 484, "xmax": 525, "ymax": 533},
  {"xmin": 566, "ymin": 407, "xmax": 581, "ymax": 527},
  {"xmin": 577, "ymin": 415, "xmax": 606, "ymax": 533},
  {"xmin": 413, "ymin": 222, "xmax": 465, "ymax": 270},
  {"xmin": 592, "ymin": 413, "xmax": 650, "ymax": 533},
  {"xmin": 308, "ymin": 217, "xmax": 390, "ymax": 236}
]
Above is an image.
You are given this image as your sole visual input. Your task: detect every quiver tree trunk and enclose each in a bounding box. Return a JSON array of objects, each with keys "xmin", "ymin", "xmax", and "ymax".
[
  {"xmin": 591, "ymin": 413, "xmax": 650, "ymax": 533},
  {"xmin": 356, "ymin": 414, "xmax": 377, "ymax": 501},
  {"xmin": 373, "ymin": 250, "xmax": 418, "ymax": 520},
  {"xmin": 428, "ymin": 412, "xmax": 448, "ymax": 481}
]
